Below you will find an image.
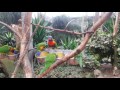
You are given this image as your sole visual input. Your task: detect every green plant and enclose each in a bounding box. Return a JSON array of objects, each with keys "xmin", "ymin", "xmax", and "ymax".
[
  {"xmin": 32, "ymin": 13, "xmax": 51, "ymax": 46},
  {"xmin": 76, "ymin": 53, "xmax": 83, "ymax": 68},
  {"xmin": 0, "ymin": 32, "xmax": 15, "ymax": 47},
  {"xmin": 61, "ymin": 37, "xmax": 79, "ymax": 50}
]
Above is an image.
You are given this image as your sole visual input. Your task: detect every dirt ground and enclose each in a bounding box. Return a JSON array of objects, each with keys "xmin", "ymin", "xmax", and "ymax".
[
  {"xmin": 34, "ymin": 64, "xmax": 120, "ymax": 78},
  {"xmin": 1, "ymin": 58, "xmax": 120, "ymax": 78}
]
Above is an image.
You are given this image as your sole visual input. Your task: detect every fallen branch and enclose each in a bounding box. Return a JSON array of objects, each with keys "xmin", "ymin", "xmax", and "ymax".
[
  {"xmin": 0, "ymin": 21, "xmax": 21, "ymax": 39},
  {"xmin": 32, "ymin": 23, "xmax": 94, "ymax": 35},
  {"xmin": 37, "ymin": 12, "xmax": 113, "ymax": 78}
]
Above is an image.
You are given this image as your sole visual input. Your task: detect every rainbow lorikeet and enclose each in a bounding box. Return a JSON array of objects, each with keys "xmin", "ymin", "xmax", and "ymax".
[
  {"xmin": 0, "ymin": 45, "xmax": 18, "ymax": 55},
  {"xmin": 47, "ymin": 36, "xmax": 57, "ymax": 48},
  {"xmin": 36, "ymin": 42, "xmax": 46, "ymax": 51},
  {"xmin": 0, "ymin": 45, "xmax": 12, "ymax": 54}
]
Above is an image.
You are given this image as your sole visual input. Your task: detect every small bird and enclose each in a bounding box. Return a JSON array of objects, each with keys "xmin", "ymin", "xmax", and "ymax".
[
  {"xmin": 36, "ymin": 42, "xmax": 46, "ymax": 51},
  {"xmin": 0, "ymin": 45, "xmax": 13, "ymax": 54},
  {"xmin": 47, "ymin": 36, "xmax": 57, "ymax": 48}
]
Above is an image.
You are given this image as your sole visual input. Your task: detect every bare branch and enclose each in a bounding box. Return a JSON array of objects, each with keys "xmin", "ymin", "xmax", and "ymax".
[
  {"xmin": 0, "ymin": 21, "xmax": 21, "ymax": 38},
  {"xmin": 37, "ymin": 12, "xmax": 113, "ymax": 78},
  {"xmin": 113, "ymin": 12, "xmax": 120, "ymax": 37},
  {"xmin": 32, "ymin": 23, "xmax": 93, "ymax": 35},
  {"xmin": 64, "ymin": 19, "xmax": 76, "ymax": 30}
]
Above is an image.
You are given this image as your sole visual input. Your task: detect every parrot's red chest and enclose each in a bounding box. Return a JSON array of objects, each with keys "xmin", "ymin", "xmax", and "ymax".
[{"xmin": 48, "ymin": 40, "xmax": 56, "ymax": 47}]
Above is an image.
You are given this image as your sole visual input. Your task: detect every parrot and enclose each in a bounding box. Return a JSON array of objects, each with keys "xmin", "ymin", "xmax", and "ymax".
[
  {"xmin": 0, "ymin": 45, "xmax": 12, "ymax": 54},
  {"xmin": 36, "ymin": 42, "xmax": 46, "ymax": 51},
  {"xmin": 9, "ymin": 47, "xmax": 19, "ymax": 55},
  {"xmin": 47, "ymin": 36, "xmax": 57, "ymax": 48},
  {"xmin": 40, "ymin": 53, "xmax": 57, "ymax": 74},
  {"xmin": 0, "ymin": 45, "xmax": 18, "ymax": 55}
]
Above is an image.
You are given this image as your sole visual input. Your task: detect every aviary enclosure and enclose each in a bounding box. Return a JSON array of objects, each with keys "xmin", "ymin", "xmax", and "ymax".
[{"xmin": 0, "ymin": 12, "xmax": 120, "ymax": 78}]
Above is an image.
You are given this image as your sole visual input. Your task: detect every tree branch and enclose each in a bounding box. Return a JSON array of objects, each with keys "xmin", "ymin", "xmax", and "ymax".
[
  {"xmin": 32, "ymin": 23, "xmax": 94, "ymax": 35},
  {"xmin": 0, "ymin": 21, "xmax": 21, "ymax": 39},
  {"xmin": 64, "ymin": 19, "xmax": 76, "ymax": 30},
  {"xmin": 37, "ymin": 12, "xmax": 113, "ymax": 78},
  {"xmin": 113, "ymin": 12, "xmax": 120, "ymax": 37}
]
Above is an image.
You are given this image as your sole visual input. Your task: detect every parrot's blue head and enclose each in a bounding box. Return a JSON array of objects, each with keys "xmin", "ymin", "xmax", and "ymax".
[
  {"xmin": 35, "ymin": 51, "xmax": 41, "ymax": 57},
  {"xmin": 48, "ymin": 36, "xmax": 53, "ymax": 41}
]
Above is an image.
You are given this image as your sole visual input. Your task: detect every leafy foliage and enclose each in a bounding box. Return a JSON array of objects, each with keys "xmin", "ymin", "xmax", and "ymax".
[
  {"xmin": 32, "ymin": 13, "xmax": 51, "ymax": 46},
  {"xmin": 76, "ymin": 53, "xmax": 83, "ymax": 68},
  {"xmin": 0, "ymin": 12, "xmax": 21, "ymax": 47},
  {"xmin": 60, "ymin": 37, "xmax": 79, "ymax": 50},
  {"xmin": 0, "ymin": 32, "xmax": 15, "ymax": 47}
]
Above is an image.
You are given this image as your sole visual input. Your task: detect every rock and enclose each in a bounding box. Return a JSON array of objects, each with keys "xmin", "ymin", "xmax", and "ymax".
[
  {"xmin": 94, "ymin": 69, "xmax": 102, "ymax": 78},
  {"xmin": 113, "ymin": 66, "xmax": 119, "ymax": 76}
]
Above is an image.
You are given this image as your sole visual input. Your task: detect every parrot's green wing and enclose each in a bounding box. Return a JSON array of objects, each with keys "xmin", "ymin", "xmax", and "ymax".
[
  {"xmin": 55, "ymin": 42, "xmax": 58, "ymax": 48},
  {"xmin": 36, "ymin": 42, "xmax": 46, "ymax": 50},
  {"xmin": 0, "ymin": 45, "xmax": 11, "ymax": 53},
  {"xmin": 40, "ymin": 53, "xmax": 57, "ymax": 74}
]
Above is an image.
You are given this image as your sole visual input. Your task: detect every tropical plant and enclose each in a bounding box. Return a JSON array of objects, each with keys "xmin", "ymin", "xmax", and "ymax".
[
  {"xmin": 76, "ymin": 53, "xmax": 83, "ymax": 68},
  {"xmin": 0, "ymin": 32, "xmax": 15, "ymax": 47},
  {"xmin": 0, "ymin": 12, "xmax": 21, "ymax": 47},
  {"xmin": 32, "ymin": 13, "xmax": 51, "ymax": 46},
  {"xmin": 60, "ymin": 37, "xmax": 79, "ymax": 50}
]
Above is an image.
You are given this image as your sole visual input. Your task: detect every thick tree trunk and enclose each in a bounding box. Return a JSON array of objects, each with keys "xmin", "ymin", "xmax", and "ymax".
[
  {"xmin": 21, "ymin": 12, "xmax": 33, "ymax": 78},
  {"xmin": 113, "ymin": 12, "xmax": 120, "ymax": 67}
]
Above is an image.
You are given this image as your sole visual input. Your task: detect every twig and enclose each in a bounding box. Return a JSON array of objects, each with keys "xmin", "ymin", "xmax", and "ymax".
[
  {"xmin": 102, "ymin": 25, "xmax": 110, "ymax": 32},
  {"xmin": 64, "ymin": 19, "xmax": 76, "ymax": 30},
  {"xmin": 37, "ymin": 12, "xmax": 113, "ymax": 78},
  {"xmin": 11, "ymin": 14, "xmax": 44, "ymax": 78}
]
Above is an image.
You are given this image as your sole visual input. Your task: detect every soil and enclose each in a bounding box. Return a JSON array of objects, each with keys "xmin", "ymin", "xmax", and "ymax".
[
  {"xmin": 34, "ymin": 64, "xmax": 95, "ymax": 78},
  {"xmin": 1, "ymin": 57, "xmax": 120, "ymax": 78},
  {"xmin": 34, "ymin": 63, "xmax": 120, "ymax": 78}
]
